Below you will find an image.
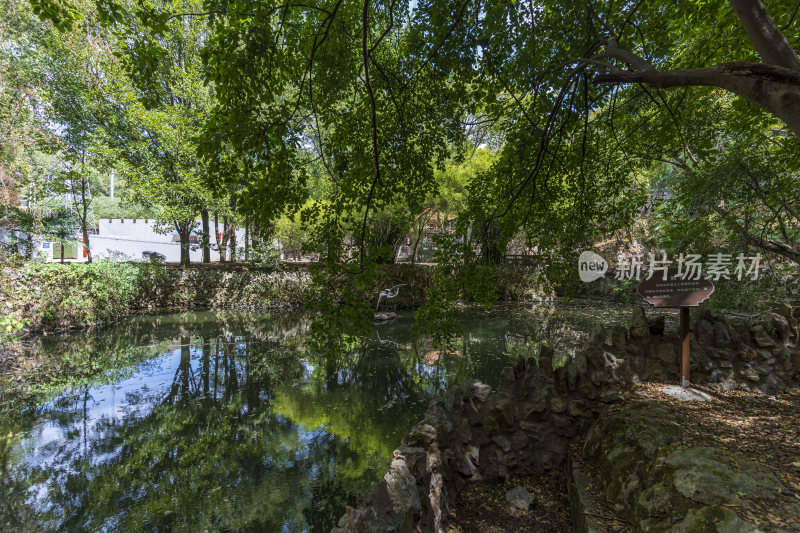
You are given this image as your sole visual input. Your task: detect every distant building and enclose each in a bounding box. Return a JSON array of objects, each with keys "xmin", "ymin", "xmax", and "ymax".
[{"xmin": 39, "ymin": 219, "xmax": 246, "ymax": 263}]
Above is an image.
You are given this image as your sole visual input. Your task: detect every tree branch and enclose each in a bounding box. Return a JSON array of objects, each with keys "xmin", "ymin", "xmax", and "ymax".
[
  {"xmin": 360, "ymin": 0, "xmax": 382, "ymax": 269},
  {"xmin": 728, "ymin": 0, "xmax": 800, "ymax": 70},
  {"xmin": 595, "ymin": 62, "xmax": 800, "ymax": 137}
]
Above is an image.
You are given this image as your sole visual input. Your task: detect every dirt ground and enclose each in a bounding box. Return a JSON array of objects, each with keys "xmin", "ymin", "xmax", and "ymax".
[
  {"xmin": 447, "ymin": 382, "xmax": 800, "ymax": 532},
  {"xmin": 447, "ymin": 469, "xmax": 573, "ymax": 533}
]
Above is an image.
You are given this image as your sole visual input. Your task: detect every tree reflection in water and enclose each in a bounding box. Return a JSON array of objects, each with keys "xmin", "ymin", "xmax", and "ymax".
[{"xmin": 8, "ymin": 302, "xmax": 633, "ymax": 531}]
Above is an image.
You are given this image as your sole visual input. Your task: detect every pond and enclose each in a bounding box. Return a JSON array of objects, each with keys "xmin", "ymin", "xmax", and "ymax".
[{"xmin": 5, "ymin": 300, "xmax": 637, "ymax": 532}]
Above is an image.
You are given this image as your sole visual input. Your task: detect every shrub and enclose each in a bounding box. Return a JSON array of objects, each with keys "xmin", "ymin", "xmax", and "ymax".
[{"xmin": 19, "ymin": 260, "xmax": 139, "ymax": 331}]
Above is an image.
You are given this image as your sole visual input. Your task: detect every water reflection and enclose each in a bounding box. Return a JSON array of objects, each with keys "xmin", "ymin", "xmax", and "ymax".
[{"xmin": 9, "ymin": 301, "xmax": 633, "ymax": 532}]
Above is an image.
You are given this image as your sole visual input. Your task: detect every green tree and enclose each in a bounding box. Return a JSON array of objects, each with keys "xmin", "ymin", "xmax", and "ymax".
[
  {"xmin": 0, "ymin": 0, "xmax": 54, "ymax": 210},
  {"xmin": 108, "ymin": 0, "xmax": 218, "ymax": 266}
]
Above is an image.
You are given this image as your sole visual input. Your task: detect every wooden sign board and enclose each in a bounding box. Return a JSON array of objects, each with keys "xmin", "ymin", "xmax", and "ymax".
[
  {"xmin": 636, "ymin": 268, "xmax": 714, "ymax": 388},
  {"xmin": 637, "ymin": 269, "xmax": 714, "ymax": 308}
]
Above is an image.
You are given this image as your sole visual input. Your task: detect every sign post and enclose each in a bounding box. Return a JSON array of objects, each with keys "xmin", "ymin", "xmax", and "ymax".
[
  {"xmin": 680, "ymin": 307, "xmax": 690, "ymax": 386},
  {"xmin": 637, "ymin": 269, "xmax": 714, "ymax": 388}
]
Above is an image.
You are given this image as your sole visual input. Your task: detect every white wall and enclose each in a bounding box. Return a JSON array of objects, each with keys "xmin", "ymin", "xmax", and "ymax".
[
  {"xmin": 98, "ymin": 219, "xmax": 175, "ymax": 241},
  {"xmin": 7, "ymin": 220, "xmax": 248, "ymax": 263},
  {"xmin": 90, "ymin": 219, "xmax": 246, "ymax": 263},
  {"xmin": 90, "ymin": 235, "xmax": 218, "ymax": 263}
]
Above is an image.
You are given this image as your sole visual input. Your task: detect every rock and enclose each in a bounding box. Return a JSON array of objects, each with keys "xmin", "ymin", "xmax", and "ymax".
[
  {"xmin": 611, "ymin": 326, "xmax": 627, "ymax": 350},
  {"xmin": 470, "ymin": 381, "xmax": 491, "ymax": 402},
  {"xmin": 394, "ymin": 446, "xmax": 426, "ymax": 479},
  {"xmin": 630, "ymin": 307, "xmax": 650, "ymax": 340},
  {"xmin": 338, "ymin": 457, "xmax": 421, "ymax": 533},
  {"xmin": 625, "ymin": 344, "xmax": 642, "ymax": 356},
  {"xmin": 737, "ymin": 345, "xmax": 757, "ymax": 362},
  {"xmin": 457, "ymin": 418, "xmax": 471, "ymax": 444},
  {"xmin": 739, "ymin": 367, "xmax": 760, "ymax": 382},
  {"xmin": 519, "ymin": 398, "xmax": 548, "ymax": 422},
  {"xmin": 549, "ymin": 396, "xmax": 567, "ymax": 413},
  {"xmin": 491, "ymin": 434, "xmax": 512, "ymax": 453},
  {"xmin": 568, "ymin": 398, "xmax": 588, "ymax": 417},
  {"xmin": 538, "ymin": 345, "xmax": 554, "ymax": 377},
  {"xmin": 588, "ymin": 325, "xmax": 608, "ymax": 346},
  {"xmin": 482, "ymin": 414, "xmax": 500, "ymax": 435},
  {"xmin": 494, "ymin": 397, "xmax": 515, "ymax": 428},
  {"xmin": 756, "ymin": 349, "xmax": 773, "ymax": 360},
  {"xmin": 407, "ymin": 424, "xmax": 436, "ymax": 447},
  {"xmin": 666, "ymin": 447, "xmax": 782, "ymax": 502},
  {"xmin": 445, "ymin": 386, "xmax": 463, "ymax": 413},
  {"xmin": 661, "ymin": 385, "xmax": 711, "ymax": 402},
  {"xmin": 374, "ymin": 312, "xmax": 397, "ymax": 322},
  {"xmin": 750, "ymin": 325, "xmax": 776, "ymax": 348},
  {"xmin": 455, "ymin": 447, "xmax": 477, "ymax": 478},
  {"xmin": 792, "ymin": 348, "xmax": 800, "ymax": 372},
  {"xmin": 568, "ymin": 459, "xmax": 606, "ymax": 533},
  {"xmin": 696, "ymin": 319, "xmax": 715, "ymax": 345},
  {"xmin": 384, "ymin": 458, "xmax": 422, "ymax": 514},
  {"xmin": 769, "ymin": 313, "xmax": 792, "ymax": 343},
  {"xmin": 504, "ymin": 486, "xmax": 536, "ymax": 511},
  {"xmin": 483, "ymin": 445, "xmax": 507, "ymax": 479},
  {"xmin": 755, "ymin": 364, "xmax": 772, "ymax": 376},
  {"xmin": 713, "ymin": 322, "xmax": 732, "ymax": 347},
  {"xmin": 650, "ymin": 343, "xmax": 675, "ymax": 363},
  {"xmin": 670, "ymin": 505, "xmax": 762, "ymax": 532},
  {"xmin": 775, "ymin": 302, "xmax": 798, "ymax": 341},
  {"xmin": 514, "ymin": 355, "xmax": 526, "ymax": 377},
  {"xmin": 648, "ymin": 316, "xmax": 666, "ymax": 336},
  {"xmin": 499, "ymin": 366, "xmax": 515, "ymax": 394},
  {"xmin": 585, "ymin": 344, "xmax": 606, "ymax": 371},
  {"xmin": 583, "ymin": 403, "xmax": 681, "ymax": 462}
]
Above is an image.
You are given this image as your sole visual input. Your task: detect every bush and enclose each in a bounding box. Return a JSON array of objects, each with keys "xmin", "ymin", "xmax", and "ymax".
[
  {"xmin": 0, "ymin": 315, "xmax": 29, "ymax": 342},
  {"xmin": 248, "ymin": 239, "xmax": 281, "ymax": 269},
  {"xmin": 703, "ymin": 268, "xmax": 789, "ymax": 313},
  {"xmin": 17, "ymin": 260, "xmax": 140, "ymax": 331}
]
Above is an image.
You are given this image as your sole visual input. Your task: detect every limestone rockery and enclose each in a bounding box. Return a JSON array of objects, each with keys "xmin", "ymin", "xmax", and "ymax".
[{"xmin": 332, "ymin": 303, "xmax": 800, "ymax": 533}]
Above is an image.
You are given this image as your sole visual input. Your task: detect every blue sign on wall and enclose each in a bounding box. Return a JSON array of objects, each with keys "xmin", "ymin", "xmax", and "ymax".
[{"xmin": 42, "ymin": 242, "xmax": 50, "ymax": 249}]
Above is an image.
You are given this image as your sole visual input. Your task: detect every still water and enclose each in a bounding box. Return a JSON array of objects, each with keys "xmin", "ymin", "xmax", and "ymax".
[{"xmin": 7, "ymin": 301, "xmax": 633, "ymax": 532}]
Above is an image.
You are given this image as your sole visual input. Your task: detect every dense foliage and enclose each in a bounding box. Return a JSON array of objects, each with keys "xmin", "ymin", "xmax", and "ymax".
[{"xmin": 0, "ymin": 0, "xmax": 798, "ymax": 346}]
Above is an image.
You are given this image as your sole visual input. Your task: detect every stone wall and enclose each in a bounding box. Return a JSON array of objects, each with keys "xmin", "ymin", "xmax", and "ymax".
[
  {"xmin": 625, "ymin": 303, "xmax": 800, "ymax": 392},
  {"xmin": 333, "ymin": 303, "xmax": 800, "ymax": 533}
]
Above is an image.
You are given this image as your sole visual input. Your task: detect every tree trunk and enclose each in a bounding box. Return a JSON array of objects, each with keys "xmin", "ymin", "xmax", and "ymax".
[
  {"xmin": 202, "ymin": 337, "xmax": 210, "ymax": 396},
  {"xmin": 80, "ymin": 173, "xmax": 92, "ymax": 263},
  {"xmin": 481, "ymin": 220, "xmax": 505, "ymax": 264},
  {"xmin": 244, "ymin": 215, "xmax": 249, "ymax": 261},
  {"xmin": 224, "ymin": 195, "xmax": 237, "ymax": 262},
  {"xmin": 201, "ymin": 210, "xmax": 211, "ymax": 263},
  {"xmin": 411, "ymin": 213, "xmax": 429, "ymax": 264},
  {"xmin": 178, "ymin": 223, "xmax": 191, "ymax": 267},
  {"xmin": 220, "ymin": 216, "xmax": 229, "ymax": 263},
  {"xmin": 214, "ymin": 211, "xmax": 222, "ymax": 262}
]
